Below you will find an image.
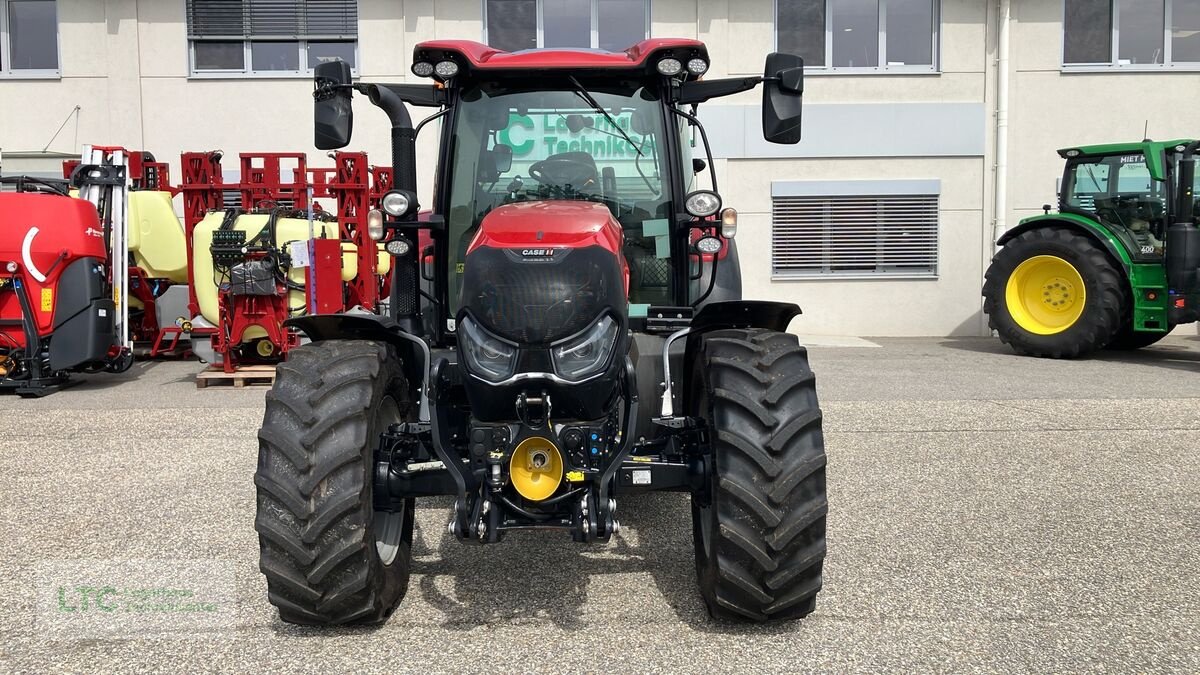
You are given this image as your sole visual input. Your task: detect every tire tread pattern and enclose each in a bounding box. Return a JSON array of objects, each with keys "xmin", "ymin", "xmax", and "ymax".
[
  {"xmin": 696, "ymin": 329, "xmax": 827, "ymax": 622},
  {"xmin": 254, "ymin": 340, "xmax": 408, "ymax": 625}
]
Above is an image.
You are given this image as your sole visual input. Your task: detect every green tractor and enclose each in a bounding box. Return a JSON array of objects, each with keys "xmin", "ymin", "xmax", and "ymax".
[{"xmin": 984, "ymin": 140, "xmax": 1200, "ymax": 358}]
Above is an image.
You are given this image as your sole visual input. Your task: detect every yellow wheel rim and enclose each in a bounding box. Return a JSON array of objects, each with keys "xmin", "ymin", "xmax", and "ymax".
[{"xmin": 1005, "ymin": 255, "xmax": 1086, "ymax": 335}]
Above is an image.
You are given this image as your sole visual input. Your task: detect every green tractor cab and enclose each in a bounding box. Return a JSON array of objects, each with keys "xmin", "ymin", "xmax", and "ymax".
[{"xmin": 984, "ymin": 139, "xmax": 1200, "ymax": 358}]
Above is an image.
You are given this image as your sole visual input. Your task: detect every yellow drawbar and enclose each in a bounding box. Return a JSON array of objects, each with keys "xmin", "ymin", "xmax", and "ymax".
[
  {"xmin": 1005, "ymin": 255, "xmax": 1087, "ymax": 335},
  {"xmin": 509, "ymin": 437, "xmax": 564, "ymax": 502}
]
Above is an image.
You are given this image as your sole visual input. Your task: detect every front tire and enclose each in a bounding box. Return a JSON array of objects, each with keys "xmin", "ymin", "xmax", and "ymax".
[
  {"xmin": 255, "ymin": 340, "xmax": 414, "ymax": 625},
  {"xmin": 983, "ymin": 228, "xmax": 1125, "ymax": 358},
  {"xmin": 690, "ymin": 329, "xmax": 827, "ymax": 622}
]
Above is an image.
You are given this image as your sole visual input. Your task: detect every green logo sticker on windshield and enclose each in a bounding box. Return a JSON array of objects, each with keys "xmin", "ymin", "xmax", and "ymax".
[{"xmin": 498, "ymin": 112, "xmax": 653, "ymax": 162}]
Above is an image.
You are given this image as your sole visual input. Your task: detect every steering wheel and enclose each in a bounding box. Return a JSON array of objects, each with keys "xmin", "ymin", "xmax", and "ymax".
[{"xmin": 529, "ymin": 157, "xmax": 597, "ymax": 188}]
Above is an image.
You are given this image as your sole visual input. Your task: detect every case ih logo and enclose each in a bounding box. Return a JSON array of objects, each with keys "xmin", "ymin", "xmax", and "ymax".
[
  {"xmin": 84, "ymin": 227, "xmax": 104, "ymax": 238},
  {"xmin": 521, "ymin": 248, "xmax": 557, "ymax": 258}
]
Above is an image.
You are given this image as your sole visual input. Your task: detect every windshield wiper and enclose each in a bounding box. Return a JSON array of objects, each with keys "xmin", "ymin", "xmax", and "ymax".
[
  {"xmin": 1083, "ymin": 164, "xmax": 1104, "ymax": 192},
  {"xmin": 568, "ymin": 76, "xmax": 643, "ymax": 157}
]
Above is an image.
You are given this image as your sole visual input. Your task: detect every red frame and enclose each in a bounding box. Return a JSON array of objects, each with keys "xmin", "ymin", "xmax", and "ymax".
[{"xmin": 179, "ymin": 151, "xmax": 391, "ymax": 372}]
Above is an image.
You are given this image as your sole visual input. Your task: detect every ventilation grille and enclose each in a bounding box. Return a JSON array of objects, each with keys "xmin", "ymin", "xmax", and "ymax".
[
  {"xmin": 772, "ymin": 194, "xmax": 939, "ymax": 277},
  {"xmin": 187, "ymin": 0, "xmax": 358, "ymax": 39}
]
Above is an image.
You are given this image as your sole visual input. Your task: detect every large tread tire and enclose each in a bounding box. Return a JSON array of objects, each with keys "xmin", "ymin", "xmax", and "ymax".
[
  {"xmin": 255, "ymin": 340, "xmax": 414, "ymax": 626},
  {"xmin": 983, "ymin": 227, "xmax": 1125, "ymax": 358},
  {"xmin": 690, "ymin": 328, "xmax": 827, "ymax": 622}
]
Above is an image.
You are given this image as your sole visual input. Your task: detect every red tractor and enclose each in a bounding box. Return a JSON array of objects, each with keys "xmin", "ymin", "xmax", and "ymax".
[{"xmin": 255, "ymin": 39, "xmax": 826, "ymax": 624}]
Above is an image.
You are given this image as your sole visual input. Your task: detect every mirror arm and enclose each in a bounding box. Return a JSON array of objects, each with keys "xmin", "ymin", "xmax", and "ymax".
[
  {"xmin": 359, "ymin": 82, "xmax": 447, "ymax": 108},
  {"xmin": 674, "ymin": 76, "xmax": 763, "ymax": 105},
  {"xmin": 669, "ymin": 106, "xmax": 719, "ymax": 195}
]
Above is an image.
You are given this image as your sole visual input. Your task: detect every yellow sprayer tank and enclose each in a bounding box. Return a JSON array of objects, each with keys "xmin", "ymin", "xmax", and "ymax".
[
  {"xmin": 128, "ymin": 191, "xmax": 189, "ymax": 283},
  {"xmin": 192, "ymin": 212, "xmax": 357, "ymax": 343}
]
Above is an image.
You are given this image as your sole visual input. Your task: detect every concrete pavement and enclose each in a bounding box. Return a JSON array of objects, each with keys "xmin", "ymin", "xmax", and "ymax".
[{"xmin": 1, "ymin": 336, "xmax": 1197, "ymax": 673}]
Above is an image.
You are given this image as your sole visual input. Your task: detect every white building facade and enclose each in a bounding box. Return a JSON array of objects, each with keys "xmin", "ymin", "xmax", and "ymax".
[{"xmin": 2, "ymin": 0, "xmax": 1199, "ymax": 336}]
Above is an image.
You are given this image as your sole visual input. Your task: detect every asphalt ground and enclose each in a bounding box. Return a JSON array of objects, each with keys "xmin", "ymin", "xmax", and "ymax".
[{"xmin": 1, "ymin": 335, "xmax": 1198, "ymax": 673}]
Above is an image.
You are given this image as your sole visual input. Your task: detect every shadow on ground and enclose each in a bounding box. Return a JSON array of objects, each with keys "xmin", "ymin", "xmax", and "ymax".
[
  {"xmin": 939, "ymin": 336, "xmax": 1200, "ymax": 373},
  {"xmin": 283, "ymin": 493, "xmax": 786, "ymax": 634}
]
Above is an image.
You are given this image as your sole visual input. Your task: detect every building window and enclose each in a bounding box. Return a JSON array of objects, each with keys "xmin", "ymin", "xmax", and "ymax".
[
  {"xmin": 484, "ymin": 0, "xmax": 650, "ymax": 52},
  {"xmin": 0, "ymin": 0, "xmax": 59, "ymax": 76},
  {"xmin": 776, "ymin": 0, "xmax": 939, "ymax": 73},
  {"xmin": 771, "ymin": 180, "xmax": 939, "ymax": 278},
  {"xmin": 186, "ymin": 0, "xmax": 358, "ymax": 77},
  {"xmin": 1064, "ymin": 0, "xmax": 1200, "ymax": 68}
]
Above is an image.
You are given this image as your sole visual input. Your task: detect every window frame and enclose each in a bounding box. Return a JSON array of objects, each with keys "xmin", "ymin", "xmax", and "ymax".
[
  {"xmin": 0, "ymin": 0, "xmax": 61, "ymax": 79},
  {"xmin": 481, "ymin": 0, "xmax": 652, "ymax": 51},
  {"xmin": 186, "ymin": 1, "xmax": 360, "ymax": 79},
  {"xmin": 774, "ymin": 0, "xmax": 942, "ymax": 75},
  {"xmin": 1062, "ymin": 0, "xmax": 1200, "ymax": 71}
]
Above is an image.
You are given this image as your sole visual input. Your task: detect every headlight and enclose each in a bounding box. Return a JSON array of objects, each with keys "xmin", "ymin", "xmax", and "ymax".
[
  {"xmin": 385, "ymin": 238, "xmax": 411, "ymax": 256},
  {"xmin": 459, "ymin": 316, "xmax": 517, "ymax": 382},
  {"xmin": 551, "ymin": 315, "xmax": 619, "ymax": 381},
  {"xmin": 411, "ymin": 61, "xmax": 434, "ymax": 77},
  {"xmin": 434, "ymin": 60, "xmax": 459, "ymax": 78},
  {"xmin": 684, "ymin": 190, "xmax": 722, "ymax": 218},
  {"xmin": 657, "ymin": 58, "xmax": 683, "ymax": 76},
  {"xmin": 687, "ymin": 58, "xmax": 708, "ymax": 75},
  {"xmin": 695, "ymin": 236, "xmax": 722, "ymax": 254},
  {"xmin": 381, "ymin": 190, "xmax": 412, "ymax": 217}
]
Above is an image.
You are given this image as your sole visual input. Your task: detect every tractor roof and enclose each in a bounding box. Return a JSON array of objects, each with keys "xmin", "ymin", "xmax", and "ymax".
[
  {"xmin": 1056, "ymin": 139, "xmax": 1194, "ymax": 181},
  {"xmin": 411, "ymin": 38, "xmax": 709, "ymax": 80},
  {"xmin": 1057, "ymin": 139, "xmax": 1193, "ymax": 159}
]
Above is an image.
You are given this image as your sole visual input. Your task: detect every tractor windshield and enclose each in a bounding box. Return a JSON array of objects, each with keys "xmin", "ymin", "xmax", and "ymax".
[
  {"xmin": 1063, "ymin": 153, "xmax": 1168, "ymax": 245},
  {"xmin": 446, "ymin": 81, "xmax": 671, "ymax": 309}
]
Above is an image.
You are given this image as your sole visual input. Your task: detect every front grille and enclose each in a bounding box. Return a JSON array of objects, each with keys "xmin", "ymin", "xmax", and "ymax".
[{"xmin": 459, "ymin": 246, "xmax": 624, "ymax": 345}]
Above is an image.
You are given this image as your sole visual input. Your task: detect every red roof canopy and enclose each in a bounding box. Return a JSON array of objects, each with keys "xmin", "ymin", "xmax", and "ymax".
[{"xmin": 412, "ymin": 38, "xmax": 708, "ymax": 72}]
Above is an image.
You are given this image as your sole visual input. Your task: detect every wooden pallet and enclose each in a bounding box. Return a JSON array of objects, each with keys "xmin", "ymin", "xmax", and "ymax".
[{"xmin": 195, "ymin": 364, "xmax": 277, "ymax": 389}]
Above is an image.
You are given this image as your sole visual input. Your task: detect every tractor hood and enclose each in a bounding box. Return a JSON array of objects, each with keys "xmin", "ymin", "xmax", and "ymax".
[
  {"xmin": 467, "ymin": 201, "xmax": 624, "ymax": 257},
  {"xmin": 456, "ymin": 199, "xmax": 631, "ymax": 421},
  {"xmin": 458, "ymin": 199, "xmax": 628, "ymax": 343}
]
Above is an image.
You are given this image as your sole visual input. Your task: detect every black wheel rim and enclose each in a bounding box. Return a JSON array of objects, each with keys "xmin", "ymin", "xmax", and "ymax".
[{"xmin": 374, "ymin": 395, "xmax": 405, "ymax": 566}]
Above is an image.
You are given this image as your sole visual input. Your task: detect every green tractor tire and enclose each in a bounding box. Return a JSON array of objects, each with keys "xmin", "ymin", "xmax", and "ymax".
[{"xmin": 983, "ymin": 227, "xmax": 1126, "ymax": 358}]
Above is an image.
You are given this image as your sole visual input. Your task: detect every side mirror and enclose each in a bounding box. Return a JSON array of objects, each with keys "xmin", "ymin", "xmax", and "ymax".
[
  {"xmin": 314, "ymin": 60, "xmax": 354, "ymax": 150},
  {"xmin": 492, "ymin": 144, "xmax": 513, "ymax": 173},
  {"xmin": 762, "ymin": 52, "xmax": 804, "ymax": 145}
]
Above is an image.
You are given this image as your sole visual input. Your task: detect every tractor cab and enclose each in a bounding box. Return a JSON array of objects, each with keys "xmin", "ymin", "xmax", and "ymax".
[
  {"xmin": 1056, "ymin": 141, "xmax": 1193, "ymax": 260},
  {"xmin": 310, "ymin": 39, "xmax": 803, "ymax": 340},
  {"xmin": 444, "ymin": 77, "xmax": 677, "ymax": 310}
]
